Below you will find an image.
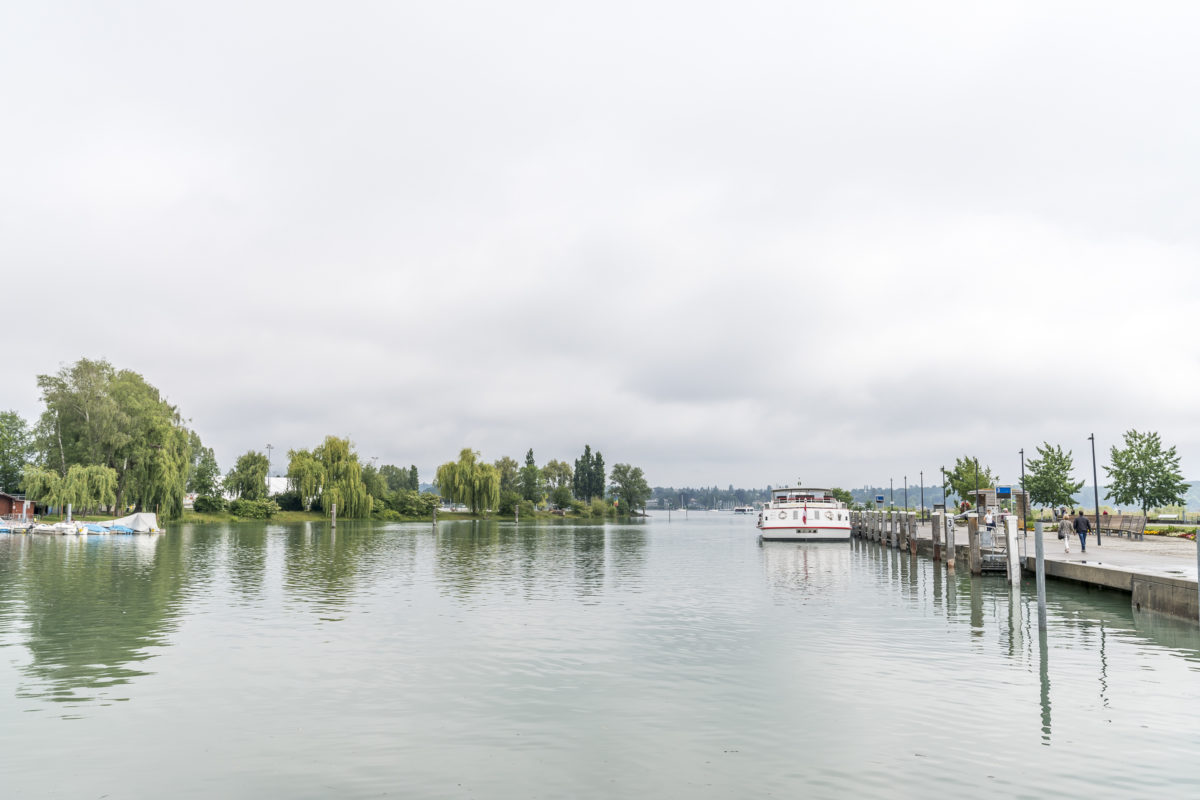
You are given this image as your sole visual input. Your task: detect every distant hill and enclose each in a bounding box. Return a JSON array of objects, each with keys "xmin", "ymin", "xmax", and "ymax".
[{"xmin": 1070, "ymin": 481, "xmax": 1200, "ymax": 512}]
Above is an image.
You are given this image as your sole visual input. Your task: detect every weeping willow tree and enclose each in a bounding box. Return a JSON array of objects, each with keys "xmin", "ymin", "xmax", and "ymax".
[
  {"xmin": 314, "ymin": 436, "xmax": 372, "ymax": 518},
  {"xmin": 22, "ymin": 464, "xmax": 117, "ymax": 516},
  {"xmin": 287, "ymin": 448, "xmax": 324, "ymax": 511},
  {"xmin": 435, "ymin": 448, "xmax": 500, "ymax": 515},
  {"xmin": 61, "ymin": 464, "xmax": 119, "ymax": 514},
  {"xmin": 21, "ymin": 465, "xmax": 64, "ymax": 512}
]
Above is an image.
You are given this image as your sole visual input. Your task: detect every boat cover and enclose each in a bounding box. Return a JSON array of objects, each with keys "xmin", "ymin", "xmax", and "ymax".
[{"xmin": 97, "ymin": 512, "xmax": 160, "ymax": 533}]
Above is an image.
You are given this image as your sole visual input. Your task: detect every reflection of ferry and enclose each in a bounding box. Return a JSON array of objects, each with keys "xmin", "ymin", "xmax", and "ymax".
[
  {"xmin": 757, "ymin": 485, "xmax": 850, "ymax": 542},
  {"xmin": 733, "ymin": 506, "xmax": 755, "ymax": 514}
]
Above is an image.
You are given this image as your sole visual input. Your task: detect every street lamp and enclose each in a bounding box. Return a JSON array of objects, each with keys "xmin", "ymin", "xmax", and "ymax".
[
  {"xmin": 1019, "ymin": 448, "xmax": 1026, "ymax": 533},
  {"xmin": 266, "ymin": 443, "xmax": 273, "ymax": 485},
  {"xmin": 890, "ymin": 478, "xmax": 894, "ymax": 508},
  {"xmin": 904, "ymin": 475, "xmax": 908, "ymax": 512},
  {"xmin": 920, "ymin": 470, "xmax": 924, "ymax": 521},
  {"xmin": 1089, "ymin": 433, "xmax": 1102, "ymax": 546}
]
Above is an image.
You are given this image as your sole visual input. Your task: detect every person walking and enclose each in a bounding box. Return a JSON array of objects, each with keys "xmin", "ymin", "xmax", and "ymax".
[
  {"xmin": 1073, "ymin": 508, "xmax": 1091, "ymax": 553},
  {"xmin": 1058, "ymin": 511, "xmax": 1073, "ymax": 553}
]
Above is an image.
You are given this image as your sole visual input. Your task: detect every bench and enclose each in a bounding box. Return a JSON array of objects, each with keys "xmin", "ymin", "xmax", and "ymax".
[{"xmin": 1096, "ymin": 513, "xmax": 1146, "ymax": 540}]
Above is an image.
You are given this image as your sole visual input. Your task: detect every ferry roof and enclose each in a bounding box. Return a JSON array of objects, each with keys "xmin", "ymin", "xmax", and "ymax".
[{"xmin": 772, "ymin": 487, "xmax": 832, "ymax": 494}]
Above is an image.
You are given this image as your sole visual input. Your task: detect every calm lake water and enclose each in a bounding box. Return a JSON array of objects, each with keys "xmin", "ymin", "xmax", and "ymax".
[{"xmin": 2, "ymin": 514, "xmax": 1199, "ymax": 798}]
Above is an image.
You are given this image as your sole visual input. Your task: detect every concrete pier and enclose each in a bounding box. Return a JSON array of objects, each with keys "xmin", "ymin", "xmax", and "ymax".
[{"xmin": 851, "ymin": 513, "xmax": 1199, "ymax": 620}]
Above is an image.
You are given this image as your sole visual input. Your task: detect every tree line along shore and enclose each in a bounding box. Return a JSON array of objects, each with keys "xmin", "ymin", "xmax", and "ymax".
[{"xmin": 1, "ymin": 358, "xmax": 652, "ymax": 523}]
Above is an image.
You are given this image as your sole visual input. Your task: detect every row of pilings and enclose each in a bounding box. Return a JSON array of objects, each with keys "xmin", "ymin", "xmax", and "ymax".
[{"xmin": 850, "ymin": 510, "xmax": 1000, "ymax": 577}]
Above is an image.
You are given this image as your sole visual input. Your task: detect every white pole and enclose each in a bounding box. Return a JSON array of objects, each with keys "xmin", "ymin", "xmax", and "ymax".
[{"xmin": 1035, "ymin": 520, "xmax": 1047, "ymax": 630}]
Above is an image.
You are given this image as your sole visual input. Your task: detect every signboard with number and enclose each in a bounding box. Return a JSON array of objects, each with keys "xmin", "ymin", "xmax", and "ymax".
[{"xmin": 996, "ymin": 486, "xmax": 1012, "ymax": 498}]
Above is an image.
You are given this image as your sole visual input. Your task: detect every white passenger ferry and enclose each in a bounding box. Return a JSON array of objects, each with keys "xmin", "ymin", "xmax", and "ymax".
[{"xmin": 757, "ymin": 485, "xmax": 851, "ymax": 542}]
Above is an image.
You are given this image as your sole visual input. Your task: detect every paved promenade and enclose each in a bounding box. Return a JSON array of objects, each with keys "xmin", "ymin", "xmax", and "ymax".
[
  {"xmin": 908, "ymin": 520, "xmax": 1198, "ymax": 581},
  {"xmin": 894, "ymin": 519, "xmax": 1200, "ymax": 618}
]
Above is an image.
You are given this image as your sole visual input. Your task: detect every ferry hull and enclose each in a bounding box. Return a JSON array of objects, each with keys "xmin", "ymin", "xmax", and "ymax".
[{"xmin": 758, "ymin": 525, "xmax": 850, "ymax": 542}]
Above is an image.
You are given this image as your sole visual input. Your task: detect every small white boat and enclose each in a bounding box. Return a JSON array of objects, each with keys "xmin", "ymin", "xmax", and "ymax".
[
  {"xmin": 32, "ymin": 522, "xmax": 85, "ymax": 535},
  {"xmin": 757, "ymin": 485, "xmax": 851, "ymax": 542}
]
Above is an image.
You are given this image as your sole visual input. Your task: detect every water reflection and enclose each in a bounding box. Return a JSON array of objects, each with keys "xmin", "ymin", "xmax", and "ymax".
[
  {"xmin": 0, "ymin": 535, "xmax": 180, "ymax": 710},
  {"xmin": 788, "ymin": 539, "xmax": 1200, "ymax": 749}
]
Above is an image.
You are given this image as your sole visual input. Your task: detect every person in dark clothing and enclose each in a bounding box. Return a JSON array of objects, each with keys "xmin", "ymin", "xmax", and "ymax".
[{"xmin": 1073, "ymin": 509, "xmax": 1091, "ymax": 553}]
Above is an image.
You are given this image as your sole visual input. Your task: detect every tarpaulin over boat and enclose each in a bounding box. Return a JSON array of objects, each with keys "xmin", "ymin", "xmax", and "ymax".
[{"xmin": 97, "ymin": 512, "xmax": 160, "ymax": 533}]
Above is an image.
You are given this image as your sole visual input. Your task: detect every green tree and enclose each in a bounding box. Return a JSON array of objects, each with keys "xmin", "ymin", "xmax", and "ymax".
[
  {"xmin": 187, "ymin": 445, "xmax": 222, "ymax": 498},
  {"xmin": 542, "ymin": 459, "xmax": 572, "ymax": 489},
  {"xmin": 380, "ymin": 464, "xmax": 407, "ymax": 492},
  {"xmin": 608, "ymin": 463, "xmax": 650, "ymax": 513},
  {"xmin": 362, "ymin": 462, "xmax": 388, "ymax": 500},
  {"xmin": 830, "ymin": 488, "xmax": 854, "ymax": 506},
  {"xmin": 226, "ymin": 451, "xmax": 269, "ymax": 500},
  {"xmin": 35, "ymin": 359, "xmax": 193, "ymax": 518},
  {"xmin": 591, "ymin": 451, "xmax": 605, "ymax": 501},
  {"xmin": 1024, "ymin": 443, "xmax": 1084, "ymax": 510},
  {"xmin": 287, "ymin": 448, "xmax": 324, "ymax": 511},
  {"xmin": 551, "ymin": 484, "xmax": 573, "ymax": 508},
  {"xmin": 1105, "ymin": 429, "xmax": 1189, "ymax": 516},
  {"xmin": 946, "ymin": 455, "xmax": 996, "ymax": 508},
  {"xmin": 314, "ymin": 436, "xmax": 372, "ymax": 518},
  {"xmin": 494, "ymin": 456, "xmax": 520, "ymax": 495},
  {"xmin": 21, "ymin": 465, "xmax": 64, "ymax": 512},
  {"xmin": 435, "ymin": 448, "xmax": 500, "ymax": 514},
  {"xmin": 408, "ymin": 465, "xmax": 419, "ymax": 491},
  {"xmin": 61, "ymin": 464, "xmax": 119, "ymax": 514},
  {"xmin": 573, "ymin": 445, "xmax": 606, "ymax": 501},
  {"xmin": 520, "ymin": 449, "xmax": 542, "ymax": 502},
  {"xmin": 0, "ymin": 410, "xmax": 34, "ymax": 493}
]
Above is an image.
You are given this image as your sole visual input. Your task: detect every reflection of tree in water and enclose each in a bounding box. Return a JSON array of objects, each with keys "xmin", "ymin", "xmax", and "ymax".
[
  {"xmin": 572, "ymin": 526, "xmax": 606, "ymax": 600},
  {"xmin": 9, "ymin": 534, "xmax": 195, "ymax": 708},
  {"xmin": 281, "ymin": 522, "xmax": 394, "ymax": 614},
  {"xmin": 225, "ymin": 523, "xmax": 268, "ymax": 599},
  {"xmin": 432, "ymin": 521, "xmax": 647, "ymax": 602}
]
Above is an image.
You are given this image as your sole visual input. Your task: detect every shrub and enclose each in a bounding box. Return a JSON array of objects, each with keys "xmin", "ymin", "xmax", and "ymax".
[
  {"xmin": 230, "ymin": 498, "xmax": 280, "ymax": 519},
  {"xmin": 273, "ymin": 489, "xmax": 304, "ymax": 512},
  {"xmin": 589, "ymin": 498, "xmax": 610, "ymax": 517},
  {"xmin": 518, "ymin": 499, "xmax": 536, "ymax": 518},
  {"xmin": 193, "ymin": 495, "xmax": 226, "ymax": 513},
  {"xmin": 498, "ymin": 491, "xmax": 521, "ymax": 516},
  {"xmin": 551, "ymin": 485, "xmax": 573, "ymax": 509},
  {"xmin": 569, "ymin": 500, "xmax": 587, "ymax": 515}
]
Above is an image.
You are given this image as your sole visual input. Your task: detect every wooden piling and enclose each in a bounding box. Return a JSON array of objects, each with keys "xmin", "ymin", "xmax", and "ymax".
[
  {"xmin": 932, "ymin": 512, "xmax": 942, "ymax": 561},
  {"xmin": 908, "ymin": 512, "xmax": 918, "ymax": 556},
  {"xmin": 968, "ymin": 515, "xmax": 981, "ymax": 575}
]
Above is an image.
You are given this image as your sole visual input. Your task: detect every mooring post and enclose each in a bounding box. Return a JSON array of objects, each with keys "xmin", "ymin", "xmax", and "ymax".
[
  {"xmin": 909, "ymin": 512, "xmax": 918, "ymax": 556},
  {"xmin": 945, "ymin": 515, "xmax": 956, "ymax": 571},
  {"xmin": 331, "ymin": 502, "xmax": 337, "ymax": 529},
  {"xmin": 931, "ymin": 511, "xmax": 942, "ymax": 560},
  {"xmin": 1006, "ymin": 514, "xmax": 1020, "ymax": 585},
  {"xmin": 1035, "ymin": 520, "xmax": 1047, "ymax": 630},
  {"xmin": 968, "ymin": 514, "xmax": 981, "ymax": 575}
]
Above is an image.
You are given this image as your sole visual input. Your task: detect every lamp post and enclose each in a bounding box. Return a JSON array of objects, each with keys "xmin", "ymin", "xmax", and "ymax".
[
  {"xmin": 1089, "ymin": 433, "xmax": 1102, "ymax": 546},
  {"xmin": 266, "ymin": 443, "xmax": 273, "ymax": 493},
  {"xmin": 941, "ymin": 465, "xmax": 948, "ymax": 510},
  {"xmin": 890, "ymin": 478, "xmax": 894, "ymax": 509},
  {"xmin": 1019, "ymin": 448, "xmax": 1026, "ymax": 533},
  {"xmin": 974, "ymin": 460, "xmax": 980, "ymax": 514},
  {"xmin": 904, "ymin": 475, "xmax": 908, "ymax": 512},
  {"xmin": 920, "ymin": 470, "xmax": 924, "ymax": 521}
]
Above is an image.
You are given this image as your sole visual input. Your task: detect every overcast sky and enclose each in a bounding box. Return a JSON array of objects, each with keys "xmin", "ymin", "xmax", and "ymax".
[{"xmin": 4, "ymin": 1, "xmax": 1198, "ymax": 490}]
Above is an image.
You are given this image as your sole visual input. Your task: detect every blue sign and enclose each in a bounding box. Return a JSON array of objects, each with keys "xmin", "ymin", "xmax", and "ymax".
[
  {"xmin": 996, "ymin": 486, "xmax": 1012, "ymax": 497},
  {"xmin": 875, "ymin": 495, "xmax": 885, "ymax": 503}
]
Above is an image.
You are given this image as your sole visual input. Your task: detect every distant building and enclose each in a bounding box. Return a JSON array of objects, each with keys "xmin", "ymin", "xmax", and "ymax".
[{"xmin": 0, "ymin": 492, "xmax": 33, "ymax": 519}]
